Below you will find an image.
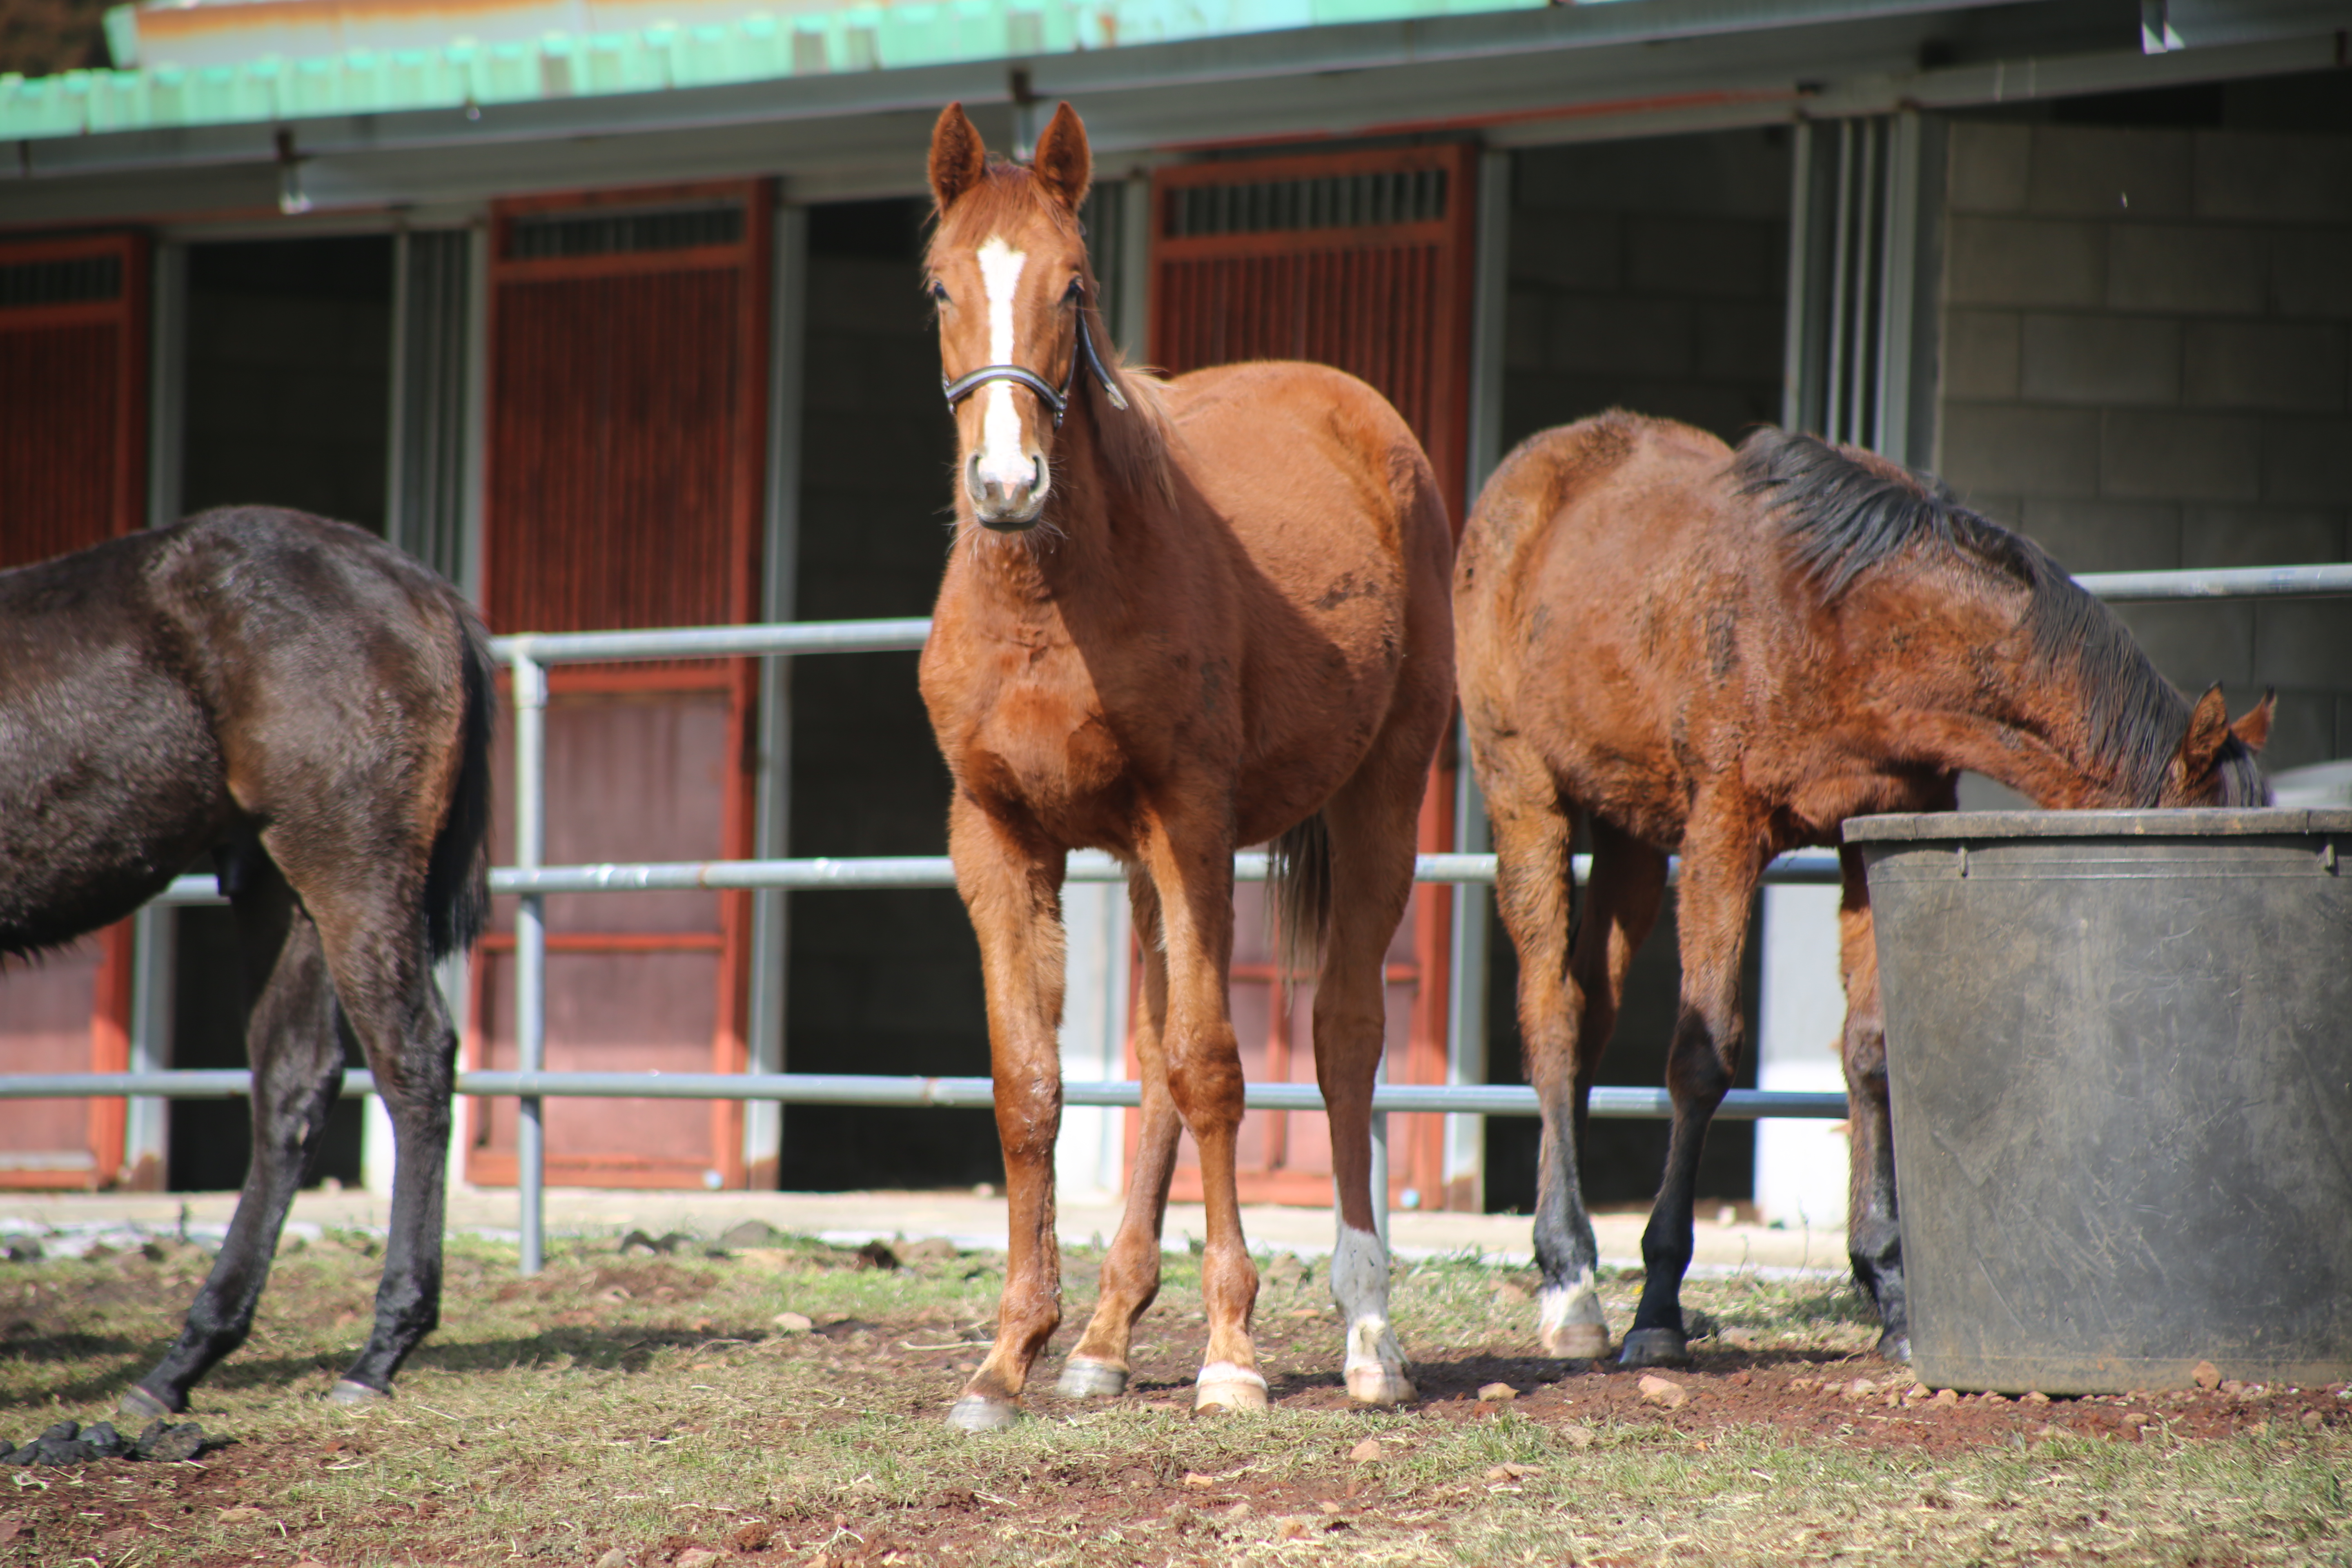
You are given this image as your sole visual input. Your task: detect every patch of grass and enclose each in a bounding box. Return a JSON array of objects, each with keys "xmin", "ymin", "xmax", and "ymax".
[{"xmin": 0, "ymin": 1232, "xmax": 2342, "ymax": 1566}]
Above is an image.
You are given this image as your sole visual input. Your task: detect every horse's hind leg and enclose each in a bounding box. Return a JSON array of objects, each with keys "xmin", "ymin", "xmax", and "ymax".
[
  {"xmin": 1548, "ymin": 819, "xmax": 1664, "ymax": 1357},
  {"xmin": 124, "ymin": 859, "xmax": 345, "ymax": 1417},
  {"xmin": 1622, "ymin": 794, "xmax": 1767, "ymax": 1368},
  {"xmin": 1837, "ymin": 854, "xmax": 1907, "ymax": 1363},
  {"xmin": 1316, "ymin": 780, "xmax": 1423, "ymax": 1406},
  {"xmin": 307, "ymin": 888, "xmax": 458, "ymax": 1401},
  {"xmin": 1060, "ymin": 877, "xmax": 1179, "ymax": 1398}
]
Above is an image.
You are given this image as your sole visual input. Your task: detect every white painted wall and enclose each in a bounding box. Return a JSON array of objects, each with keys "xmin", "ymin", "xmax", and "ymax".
[
  {"xmin": 1754, "ymin": 883, "xmax": 1849, "ymax": 1231},
  {"xmin": 1056, "ymin": 875, "xmax": 1131, "ymax": 1203}
]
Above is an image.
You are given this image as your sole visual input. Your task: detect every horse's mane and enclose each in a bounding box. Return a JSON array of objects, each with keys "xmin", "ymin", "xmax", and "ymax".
[
  {"xmin": 926, "ymin": 160, "xmax": 1176, "ymax": 507},
  {"xmin": 1731, "ymin": 426, "xmax": 2226, "ymax": 808}
]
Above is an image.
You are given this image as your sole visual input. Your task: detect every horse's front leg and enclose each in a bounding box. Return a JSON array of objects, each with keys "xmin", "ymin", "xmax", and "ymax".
[
  {"xmin": 946, "ymin": 794, "xmax": 1070, "ymax": 1432},
  {"xmin": 1838, "ymin": 853, "xmax": 1907, "ymax": 1362},
  {"xmin": 1140, "ymin": 810, "xmax": 1263, "ymax": 1413},
  {"xmin": 1623, "ymin": 797, "xmax": 1767, "ymax": 1368},
  {"xmin": 1060, "ymin": 876, "xmax": 1181, "ymax": 1399},
  {"xmin": 124, "ymin": 873, "xmax": 342, "ymax": 1418}
]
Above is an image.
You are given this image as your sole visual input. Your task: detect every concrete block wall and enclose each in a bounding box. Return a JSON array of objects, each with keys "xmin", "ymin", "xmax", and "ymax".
[
  {"xmin": 180, "ymin": 236, "xmax": 393, "ymax": 533},
  {"xmin": 1938, "ymin": 121, "xmax": 2352, "ymax": 770},
  {"xmin": 1503, "ymin": 129, "xmax": 1792, "ymax": 451}
]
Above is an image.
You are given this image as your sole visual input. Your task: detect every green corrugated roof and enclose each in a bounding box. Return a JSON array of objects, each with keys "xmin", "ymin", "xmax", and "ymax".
[{"xmin": 0, "ymin": 0, "xmax": 1554, "ymax": 141}]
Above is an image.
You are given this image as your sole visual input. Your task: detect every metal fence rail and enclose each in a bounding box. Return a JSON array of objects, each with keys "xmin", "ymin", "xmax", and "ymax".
[
  {"xmin": 0, "ymin": 1071, "xmax": 1847, "ymax": 1121},
  {"xmin": 16, "ymin": 560, "xmax": 2347, "ymax": 1274}
]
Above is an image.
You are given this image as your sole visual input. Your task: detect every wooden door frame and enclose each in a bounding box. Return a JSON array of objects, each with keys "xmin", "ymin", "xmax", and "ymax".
[
  {"xmin": 1136, "ymin": 146, "xmax": 1480, "ymax": 1210},
  {"xmin": 0, "ymin": 231, "xmax": 147, "ymax": 1189},
  {"xmin": 463, "ymin": 180, "xmax": 771, "ymax": 1190}
]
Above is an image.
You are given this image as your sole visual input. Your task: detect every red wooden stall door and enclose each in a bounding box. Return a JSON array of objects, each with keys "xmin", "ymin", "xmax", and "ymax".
[
  {"xmin": 470, "ymin": 185, "xmax": 770, "ymax": 1190},
  {"xmin": 1141, "ymin": 147, "xmax": 1477, "ymax": 1210},
  {"xmin": 0, "ymin": 234, "xmax": 146, "ymax": 1190}
]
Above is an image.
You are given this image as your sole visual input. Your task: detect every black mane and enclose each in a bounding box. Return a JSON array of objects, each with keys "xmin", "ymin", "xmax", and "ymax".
[{"xmin": 1731, "ymin": 427, "xmax": 2261, "ymax": 808}]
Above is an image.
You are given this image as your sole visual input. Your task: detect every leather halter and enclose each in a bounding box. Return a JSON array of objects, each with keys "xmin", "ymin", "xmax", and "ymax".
[{"xmin": 940, "ymin": 306, "xmax": 1129, "ymax": 429}]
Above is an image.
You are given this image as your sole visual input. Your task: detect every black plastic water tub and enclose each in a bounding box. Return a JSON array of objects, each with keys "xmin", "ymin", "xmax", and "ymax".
[{"xmin": 1848, "ymin": 808, "xmax": 2352, "ymax": 1395}]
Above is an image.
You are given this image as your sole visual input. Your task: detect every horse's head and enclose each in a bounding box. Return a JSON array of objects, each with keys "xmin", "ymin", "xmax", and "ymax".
[
  {"xmin": 925, "ymin": 100, "xmax": 1114, "ymax": 531},
  {"xmin": 2161, "ymin": 684, "xmax": 2276, "ymax": 806}
]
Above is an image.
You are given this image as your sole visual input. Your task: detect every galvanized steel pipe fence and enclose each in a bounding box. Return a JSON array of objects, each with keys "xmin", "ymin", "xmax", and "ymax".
[{"xmin": 9, "ymin": 560, "xmax": 2347, "ymax": 1273}]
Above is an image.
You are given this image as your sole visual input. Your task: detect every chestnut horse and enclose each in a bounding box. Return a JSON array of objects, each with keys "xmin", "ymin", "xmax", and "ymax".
[
  {"xmin": 0, "ymin": 507, "xmax": 491, "ymax": 1415},
  {"xmin": 917, "ymin": 103, "xmax": 1454, "ymax": 1429},
  {"xmin": 1456, "ymin": 414, "xmax": 2270, "ymax": 1369}
]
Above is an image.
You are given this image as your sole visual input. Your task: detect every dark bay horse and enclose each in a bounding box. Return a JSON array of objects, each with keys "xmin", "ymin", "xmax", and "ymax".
[
  {"xmin": 917, "ymin": 102, "xmax": 1454, "ymax": 1428},
  {"xmin": 0, "ymin": 506, "xmax": 491, "ymax": 1414},
  {"xmin": 1455, "ymin": 413, "xmax": 2270, "ymax": 1369}
]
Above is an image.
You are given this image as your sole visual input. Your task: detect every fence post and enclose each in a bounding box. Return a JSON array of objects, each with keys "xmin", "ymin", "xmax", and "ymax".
[{"xmin": 512, "ymin": 645, "xmax": 548, "ymax": 1276}]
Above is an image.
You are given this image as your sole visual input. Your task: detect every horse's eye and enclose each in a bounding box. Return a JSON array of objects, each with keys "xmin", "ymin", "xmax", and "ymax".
[
  {"xmin": 1064, "ymin": 278, "xmax": 1085, "ymax": 304},
  {"xmin": 929, "ymin": 281, "xmax": 950, "ymax": 304}
]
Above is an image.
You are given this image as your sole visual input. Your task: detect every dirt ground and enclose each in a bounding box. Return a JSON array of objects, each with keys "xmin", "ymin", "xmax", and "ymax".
[{"xmin": 0, "ymin": 1232, "xmax": 2343, "ymax": 1566}]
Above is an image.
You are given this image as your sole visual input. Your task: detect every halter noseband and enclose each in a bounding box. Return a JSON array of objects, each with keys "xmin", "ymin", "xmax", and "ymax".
[{"xmin": 940, "ymin": 307, "xmax": 1129, "ymax": 429}]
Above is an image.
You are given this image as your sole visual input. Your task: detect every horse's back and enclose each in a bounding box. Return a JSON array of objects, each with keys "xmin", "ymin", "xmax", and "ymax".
[
  {"xmin": 1165, "ymin": 360, "xmax": 1450, "ymax": 566},
  {"xmin": 1158, "ymin": 360, "xmax": 1454, "ymax": 829},
  {"xmin": 0, "ymin": 508, "xmax": 483, "ymax": 955},
  {"xmin": 1456, "ymin": 412, "xmax": 1745, "ymax": 841}
]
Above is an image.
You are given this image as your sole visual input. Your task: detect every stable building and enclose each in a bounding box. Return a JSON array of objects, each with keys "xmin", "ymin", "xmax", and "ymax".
[{"xmin": 1, "ymin": 0, "xmax": 2346, "ymax": 1224}]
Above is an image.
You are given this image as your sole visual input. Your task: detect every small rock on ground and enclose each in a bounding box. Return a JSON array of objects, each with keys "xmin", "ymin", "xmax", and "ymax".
[
  {"xmin": 1477, "ymin": 1383, "xmax": 1518, "ymax": 1402},
  {"xmin": 1348, "ymin": 1438, "xmax": 1384, "ymax": 1463},
  {"xmin": 2193, "ymin": 1361, "xmax": 2223, "ymax": 1391},
  {"xmin": 1637, "ymin": 1374, "xmax": 1687, "ymax": 1409},
  {"xmin": 717, "ymin": 1219, "xmax": 780, "ymax": 1250}
]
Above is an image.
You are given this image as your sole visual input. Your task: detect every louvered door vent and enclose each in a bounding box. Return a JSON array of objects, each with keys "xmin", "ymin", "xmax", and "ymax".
[
  {"xmin": 507, "ymin": 202, "xmax": 745, "ymax": 261},
  {"xmin": 0, "ymin": 254, "xmax": 123, "ymax": 310},
  {"xmin": 1163, "ymin": 169, "xmax": 1448, "ymax": 239}
]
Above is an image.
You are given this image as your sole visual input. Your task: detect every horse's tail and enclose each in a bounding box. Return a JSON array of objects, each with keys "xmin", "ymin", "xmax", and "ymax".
[
  {"xmin": 1268, "ymin": 812, "xmax": 1333, "ymax": 998},
  {"xmin": 424, "ymin": 606, "xmax": 495, "ymax": 960}
]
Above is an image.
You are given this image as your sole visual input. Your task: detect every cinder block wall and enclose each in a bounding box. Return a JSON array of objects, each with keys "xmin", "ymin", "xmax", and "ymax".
[
  {"xmin": 1503, "ymin": 129, "xmax": 1791, "ymax": 451},
  {"xmin": 1937, "ymin": 121, "xmax": 2352, "ymax": 771}
]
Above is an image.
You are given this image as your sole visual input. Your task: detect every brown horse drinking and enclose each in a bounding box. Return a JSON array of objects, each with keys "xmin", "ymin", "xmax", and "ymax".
[
  {"xmin": 1456, "ymin": 413, "xmax": 2270, "ymax": 1368},
  {"xmin": 0, "ymin": 507, "xmax": 491, "ymax": 1414},
  {"xmin": 917, "ymin": 102, "xmax": 1454, "ymax": 1428}
]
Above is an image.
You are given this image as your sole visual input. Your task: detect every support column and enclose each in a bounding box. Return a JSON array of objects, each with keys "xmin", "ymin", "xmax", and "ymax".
[
  {"xmin": 1443, "ymin": 146, "xmax": 1512, "ymax": 1214},
  {"xmin": 746, "ymin": 201, "xmax": 809, "ymax": 1189}
]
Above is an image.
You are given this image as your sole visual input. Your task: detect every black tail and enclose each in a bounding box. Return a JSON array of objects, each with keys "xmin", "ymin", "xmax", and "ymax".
[
  {"xmin": 424, "ymin": 607, "xmax": 494, "ymax": 960},
  {"xmin": 1267, "ymin": 812, "xmax": 1333, "ymax": 998}
]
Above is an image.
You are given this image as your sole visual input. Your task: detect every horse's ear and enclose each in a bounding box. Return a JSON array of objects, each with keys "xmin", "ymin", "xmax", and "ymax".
[
  {"xmin": 2231, "ymin": 688, "xmax": 2276, "ymax": 754},
  {"xmin": 2176, "ymin": 684, "xmax": 2234, "ymax": 783},
  {"xmin": 929, "ymin": 102, "xmax": 988, "ymax": 213},
  {"xmin": 1030, "ymin": 102, "xmax": 1091, "ymax": 213}
]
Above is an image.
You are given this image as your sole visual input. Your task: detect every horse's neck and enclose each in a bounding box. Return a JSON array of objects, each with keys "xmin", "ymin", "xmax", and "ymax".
[
  {"xmin": 951, "ymin": 415, "xmax": 1145, "ymax": 626},
  {"xmin": 1884, "ymin": 621, "xmax": 2162, "ymax": 810}
]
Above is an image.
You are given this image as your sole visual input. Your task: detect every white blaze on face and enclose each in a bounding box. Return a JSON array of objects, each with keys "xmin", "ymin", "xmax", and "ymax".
[{"xmin": 975, "ymin": 236, "xmax": 1032, "ymax": 497}]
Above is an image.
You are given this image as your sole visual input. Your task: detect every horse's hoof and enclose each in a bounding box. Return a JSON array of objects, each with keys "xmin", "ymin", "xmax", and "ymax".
[
  {"xmin": 946, "ymin": 1395, "xmax": 1020, "ymax": 1432},
  {"xmin": 117, "ymin": 1385, "xmax": 173, "ymax": 1421},
  {"xmin": 1194, "ymin": 1363, "xmax": 1270, "ymax": 1414},
  {"xmin": 1056, "ymin": 1359, "xmax": 1129, "ymax": 1399},
  {"xmin": 1877, "ymin": 1331, "xmax": 1911, "ymax": 1365},
  {"xmin": 1344, "ymin": 1364, "xmax": 1415, "ymax": 1407},
  {"xmin": 1540, "ymin": 1323, "xmax": 1611, "ymax": 1360},
  {"xmin": 327, "ymin": 1379, "xmax": 389, "ymax": 1407},
  {"xmin": 1617, "ymin": 1329, "xmax": 1690, "ymax": 1368}
]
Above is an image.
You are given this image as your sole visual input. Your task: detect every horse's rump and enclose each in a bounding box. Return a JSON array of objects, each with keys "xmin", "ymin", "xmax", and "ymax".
[{"xmin": 0, "ymin": 508, "xmax": 493, "ymax": 959}]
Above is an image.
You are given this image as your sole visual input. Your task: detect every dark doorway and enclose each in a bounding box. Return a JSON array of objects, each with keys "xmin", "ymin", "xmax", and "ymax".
[
  {"xmin": 779, "ymin": 197, "xmax": 998, "ymax": 1191},
  {"xmin": 166, "ymin": 234, "xmax": 394, "ymax": 1192},
  {"xmin": 1483, "ymin": 127, "xmax": 1792, "ymax": 1213}
]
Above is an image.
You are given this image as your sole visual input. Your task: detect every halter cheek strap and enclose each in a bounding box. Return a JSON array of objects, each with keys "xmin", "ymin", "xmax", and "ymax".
[{"xmin": 940, "ymin": 309, "xmax": 1129, "ymax": 429}]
